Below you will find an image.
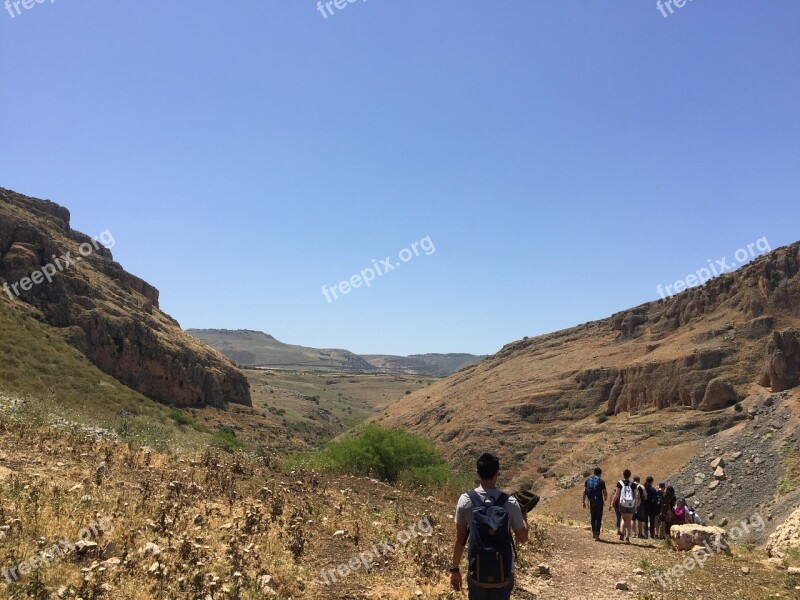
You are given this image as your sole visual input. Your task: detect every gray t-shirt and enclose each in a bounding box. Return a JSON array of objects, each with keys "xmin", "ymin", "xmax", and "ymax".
[
  {"xmin": 454, "ymin": 487, "xmax": 526, "ymax": 531},
  {"xmin": 454, "ymin": 487, "xmax": 526, "ymax": 574}
]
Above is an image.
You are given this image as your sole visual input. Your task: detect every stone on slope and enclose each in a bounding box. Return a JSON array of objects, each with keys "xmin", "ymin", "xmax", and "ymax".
[{"xmin": 670, "ymin": 525, "xmax": 731, "ymax": 556}]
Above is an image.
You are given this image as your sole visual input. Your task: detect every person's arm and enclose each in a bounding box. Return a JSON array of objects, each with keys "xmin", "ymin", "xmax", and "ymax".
[
  {"xmin": 581, "ymin": 484, "xmax": 587, "ymax": 509},
  {"xmin": 511, "ymin": 502, "xmax": 529, "ymax": 544},
  {"xmin": 602, "ymin": 482, "xmax": 608, "ymax": 503},
  {"xmin": 608, "ymin": 484, "xmax": 620, "ymax": 510},
  {"xmin": 450, "ymin": 523, "xmax": 468, "ymax": 591}
]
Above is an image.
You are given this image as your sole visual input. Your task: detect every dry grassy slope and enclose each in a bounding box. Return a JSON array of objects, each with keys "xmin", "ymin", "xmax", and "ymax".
[
  {"xmin": 0, "ymin": 188, "xmax": 250, "ymax": 408},
  {"xmin": 1, "ymin": 412, "xmax": 796, "ymax": 600},
  {"xmin": 379, "ymin": 242, "xmax": 800, "ymax": 514}
]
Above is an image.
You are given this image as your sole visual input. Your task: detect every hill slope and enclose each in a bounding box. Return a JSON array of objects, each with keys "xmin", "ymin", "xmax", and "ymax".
[
  {"xmin": 187, "ymin": 329, "xmax": 378, "ymax": 371},
  {"xmin": 380, "ymin": 241, "xmax": 800, "ymax": 527},
  {"xmin": 361, "ymin": 353, "xmax": 486, "ymax": 376},
  {"xmin": 0, "ymin": 188, "xmax": 250, "ymax": 408},
  {"xmin": 189, "ymin": 328, "xmax": 485, "ymax": 376}
]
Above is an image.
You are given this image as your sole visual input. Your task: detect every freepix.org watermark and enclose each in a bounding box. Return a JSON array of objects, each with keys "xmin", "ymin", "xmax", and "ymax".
[
  {"xmin": 654, "ymin": 513, "xmax": 766, "ymax": 588},
  {"xmin": 656, "ymin": 237, "xmax": 770, "ymax": 300},
  {"xmin": 316, "ymin": 0, "xmax": 367, "ymax": 20},
  {"xmin": 2, "ymin": 515, "xmax": 114, "ymax": 583},
  {"xmin": 321, "ymin": 236, "xmax": 435, "ymax": 304},
  {"xmin": 4, "ymin": 0, "xmax": 56, "ymax": 19},
  {"xmin": 2, "ymin": 229, "xmax": 115, "ymax": 300},
  {"xmin": 319, "ymin": 517, "xmax": 433, "ymax": 585},
  {"xmin": 656, "ymin": 0, "xmax": 694, "ymax": 19}
]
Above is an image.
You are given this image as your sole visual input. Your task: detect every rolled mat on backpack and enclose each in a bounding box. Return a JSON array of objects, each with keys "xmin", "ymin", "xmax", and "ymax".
[{"xmin": 512, "ymin": 490, "xmax": 540, "ymax": 514}]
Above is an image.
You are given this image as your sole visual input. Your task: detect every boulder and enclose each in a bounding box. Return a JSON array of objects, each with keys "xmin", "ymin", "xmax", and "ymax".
[
  {"xmin": 700, "ymin": 379, "xmax": 738, "ymax": 411},
  {"xmin": 714, "ymin": 467, "xmax": 726, "ymax": 480},
  {"xmin": 767, "ymin": 505, "xmax": 800, "ymax": 557},
  {"xmin": 759, "ymin": 329, "xmax": 800, "ymax": 392},
  {"xmin": 710, "ymin": 457, "xmax": 725, "ymax": 469},
  {"xmin": 670, "ymin": 525, "xmax": 731, "ymax": 556}
]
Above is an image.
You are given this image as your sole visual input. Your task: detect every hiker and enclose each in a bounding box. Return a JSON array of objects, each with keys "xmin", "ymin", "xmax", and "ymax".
[
  {"xmin": 656, "ymin": 482, "xmax": 668, "ymax": 538},
  {"xmin": 673, "ymin": 498, "xmax": 688, "ymax": 526},
  {"xmin": 451, "ymin": 453, "xmax": 529, "ymax": 599},
  {"xmin": 643, "ymin": 476, "xmax": 661, "ymax": 539},
  {"xmin": 632, "ymin": 475, "xmax": 648, "ymax": 538},
  {"xmin": 609, "ymin": 469, "xmax": 636, "ymax": 543},
  {"xmin": 582, "ymin": 467, "xmax": 608, "ymax": 540},
  {"xmin": 686, "ymin": 503, "xmax": 703, "ymax": 525},
  {"xmin": 660, "ymin": 485, "xmax": 677, "ymax": 537}
]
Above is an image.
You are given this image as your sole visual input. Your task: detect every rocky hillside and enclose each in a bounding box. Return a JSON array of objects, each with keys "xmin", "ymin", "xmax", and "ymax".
[
  {"xmin": 379, "ymin": 241, "xmax": 800, "ymax": 530},
  {"xmin": 0, "ymin": 188, "xmax": 250, "ymax": 408}
]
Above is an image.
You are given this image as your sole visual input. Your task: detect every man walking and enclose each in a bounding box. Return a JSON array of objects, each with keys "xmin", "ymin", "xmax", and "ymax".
[
  {"xmin": 643, "ymin": 476, "xmax": 661, "ymax": 539},
  {"xmin": 633, "ymin": 475, "xmax": 648, "ymax": 538},
  {"xmin": 582, "ymin": 467, "xmax": 608, "ymax": 540},
  {"xmin": 450, "ymin": 453, "xmax": 529, "ymax": 599}
]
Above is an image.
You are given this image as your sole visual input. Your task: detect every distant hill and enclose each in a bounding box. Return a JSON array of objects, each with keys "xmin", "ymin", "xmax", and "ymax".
[
  {"xmin": 361, "ymin": 353, "xmax": 486, "ymax": 377},
  {"xmin": 186, "ymin": 329, "xmax": 378, "ymax": 372},
  {"xmin": 187, "ymin": 329, "xmax": 485, "ymax": 376}
]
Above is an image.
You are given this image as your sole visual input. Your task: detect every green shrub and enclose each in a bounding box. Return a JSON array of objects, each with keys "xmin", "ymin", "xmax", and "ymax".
[
  {"xmin": 214, "ymin": 430, "xmax": 244, "ymax": 453},
  {"xmin": 287, "ymin": 424, "xmax": 460, "ymax": 486},
  {"xmin": 167, "ymin": 408, "xmax": 206, "ymax": 432},
  {"xmin": 734, "ymin": 402, "xmax": 743, "ymax": 412},
  {"xmin": 596, "ymin": 413, "xmax": 608, "ymax": 424}
]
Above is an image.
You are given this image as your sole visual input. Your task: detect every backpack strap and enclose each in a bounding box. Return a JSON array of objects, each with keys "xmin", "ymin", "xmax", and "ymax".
[
  {"xmin": 466, "ymin": 490, "xmax": 484, "ymax": 510},
  {"xmin": 494, "ymin": 492, "xmax": 509, "ymax": 508}
]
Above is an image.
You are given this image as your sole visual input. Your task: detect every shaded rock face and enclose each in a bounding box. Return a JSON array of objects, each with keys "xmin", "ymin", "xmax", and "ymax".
[
  {"xmin": 575, "ymin": 350, "xmax": 737, "ymax": 414},
  {"xmin": 760, "ymin": 329, "xmax": 800, "ymax": 393},
  {"xmin": 0, "ymin": 188, "xmax": 251, "ymax": 408}
]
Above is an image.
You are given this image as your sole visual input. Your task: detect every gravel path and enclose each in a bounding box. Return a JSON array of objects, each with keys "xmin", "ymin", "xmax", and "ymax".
[{"xmin": 516, "ymin": 524, "xmax": 659, "ymax": 599}]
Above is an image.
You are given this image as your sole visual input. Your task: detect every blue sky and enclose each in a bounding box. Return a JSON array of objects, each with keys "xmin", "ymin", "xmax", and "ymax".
[{"xmin": 2, "ymin": 1, "xmax": 798, "ymax": 355}]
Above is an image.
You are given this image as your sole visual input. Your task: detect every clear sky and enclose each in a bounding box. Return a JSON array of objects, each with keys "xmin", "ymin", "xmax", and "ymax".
[{"xmin": 2, "ymin": 1, "xmax": 798, "ymax": 355}]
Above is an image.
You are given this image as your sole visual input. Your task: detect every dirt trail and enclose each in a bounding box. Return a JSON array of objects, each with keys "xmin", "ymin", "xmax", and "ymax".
[{"xmin": 516, "ymin": 524, "xmax": 660, "ymax": 599}]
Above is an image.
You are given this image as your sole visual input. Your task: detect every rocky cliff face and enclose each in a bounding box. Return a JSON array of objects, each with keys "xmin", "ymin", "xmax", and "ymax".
[
  {"xmin": 381, "ymin": 240, "xmax": 800, "ymax": 475},
  {"xmin": 760, "ymin": 329, "xmax": 800, "ymax": 392},
  {"xmin": 0, "ymin": 188, "xmax": 251, "ymax": 408}
]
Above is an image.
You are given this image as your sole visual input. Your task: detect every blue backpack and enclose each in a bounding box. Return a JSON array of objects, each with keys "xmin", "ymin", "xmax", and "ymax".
[
  {"xmin": 585, "ymin": 476, "xmax": 603, "ymax": 501},
  {"xmin": 467, "ymin": 490, "xmax": 514, "ymax": 589}
]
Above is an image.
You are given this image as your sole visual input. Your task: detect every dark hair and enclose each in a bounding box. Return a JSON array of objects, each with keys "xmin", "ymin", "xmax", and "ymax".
[
  {"xmin": 594, "ymin": 467, "xmax": 602, "ymax": 476},
  {"xmin": 633, "ymin": 475, "xmax": 641, "ymax": 482},
  {"xmin": 623, "ymin": 469, "xmax": 631, "ymax": 479},
  {"xmin": 646, "ymin": 476, "xmax": 654, "ymax": 484},
  {"xmin": 477, "ymin": 453, "xmax": 500, "ymax": 480}
]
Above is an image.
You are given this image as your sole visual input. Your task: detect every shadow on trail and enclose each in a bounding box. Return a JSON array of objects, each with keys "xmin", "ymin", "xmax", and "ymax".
[{"xmin": 594, "ymin": 538, "xmax": 661, "ymax": 548}]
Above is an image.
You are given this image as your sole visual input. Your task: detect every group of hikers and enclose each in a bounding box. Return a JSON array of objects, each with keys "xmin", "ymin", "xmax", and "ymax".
[
  {"xmin": 448, "ymin": 454, "xmax": 698, "ymax": 599},
  {"xmin": 581, "ymin": 467, "xmax": 699, "ymax": 543}
]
